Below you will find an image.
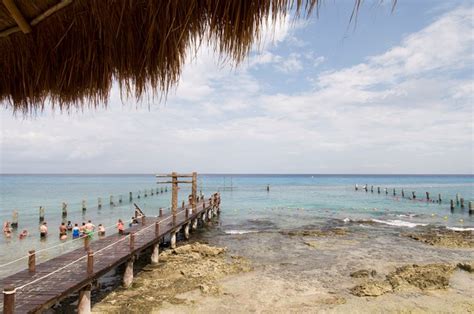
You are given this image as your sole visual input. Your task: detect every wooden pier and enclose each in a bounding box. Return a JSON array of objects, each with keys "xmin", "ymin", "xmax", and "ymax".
[{"xmin": 1, "ymin": 172, "xmax": 221, "ymax": 314}]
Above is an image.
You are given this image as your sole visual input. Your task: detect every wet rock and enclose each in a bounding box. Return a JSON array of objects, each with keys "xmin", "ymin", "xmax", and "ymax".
[
  {"xmin": 350, "ymin": 280, "xmax": 392, "ymax": 297},
  {"xmin": 386, "ymin": 263, "xmax": 455, "ymax": 291},
  {"xmin": 303, "ymin": 241, "xmax": 318, "ymax": 248},
  {"xmin": 404, "ymin": 228, "xmax": 473, "ymax": 248},
  {"xmin": 350, "ymin": 269, "xmax": 377, "ymax": 278},
  {"xmin": 280, "ymin": 228, "xmax": 348, "ymax": 237},
  {"xmin": 457, "ymin": 262, "xmax": 474, "ymax": 273}
]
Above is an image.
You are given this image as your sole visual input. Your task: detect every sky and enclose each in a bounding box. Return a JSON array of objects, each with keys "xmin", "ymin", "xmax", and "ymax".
[{"xmin": 0, "ymin": 0, "xmax": 473, "ymax": 174}]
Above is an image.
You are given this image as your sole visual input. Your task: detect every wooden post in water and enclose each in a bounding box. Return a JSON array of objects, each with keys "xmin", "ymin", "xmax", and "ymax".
[
  {"xmin": 129, "ymin": 192, "xmax": 133, "ymax": 202},
  {"xmin": 355, "ymin": 184, "xmax": 358, "ymax": 191},
  {"xmin": 401, "ymin": 189, "xmax": 405, "ymax": 198},
  {"xmin": 82, "ymin": 200, "xmax": 87, "ymax": 211},
  {"xmin": 460, "ymin": 198, "xmax": 464, "ymax": 208},
  {"xmin": 426, "ymin": 192, "xmax": 430, "ymax": 201},
  {"xmin": 11, "ymin": 210, "xmax": 18, "ymax": 229},
  {"xmin": 144, "ymin": 189, "xmax": 147, "ymax": 197},
  {"xmin": 393, "ymin": 188, "xmax": 396, "ymax": 196},
  {"xmin": 119, "ymin": 195, "xmax": 122, "ymax": 203},
  {"xmin": 370, "ymin": 185, "xmax": 373, "ymax": 193},
  {"xmin": 171, "ymin": 172, "xmax": 178, "ymax": 216},
  {"xmin": 3, "ymin": 285, "xmax": 15, "ymax": 314},
  {"xmin": 412, "ymin": 192, "xmax": 416, "ymax": 199},
  {"xmin": 109, "ymin": 195, "xmax": 114, "ymax": 206},
  {"xmin": 192, "ymin": 173, "xmax": 197, "ymax": 213},
  {"xmin": 137, "ymin": 191, "xmax": 141, "ymax": 199},
  {"xmin": 123, "ymin": 257, "xmax": 134, "ymax": 288},
  {"xmin": 160, "ymin": 187, "xmax": 163, "ymax": 193},
  {"xmin": 98, "ymin": 197, "xmax": 102, "ymax": 209},
  {"xmin": 450, "ymin": 199, "xmax": 454, "ymax": 210},
  {"xmin": 165, "ymin": 186, "xmax": 168, "ymax": 192},
  {"xmin": 469, "ymin": 201, "xmax": 473, "ymax": 214},
  {"xmin": 172, "ymin": 213, "xmax": 177, "ymax": 226},
  {"xmin": 77, "ymin": 284, "xmax": 92, "ymax": 314},
  {"xmin": 377, "ymin": 187, "xmax": 380, "ymax": 194},
  {"xmin": 151, "ymin": 189, "xmax": 154, "ymax": 196},
  {"xmin": 28, "ymin": 250, "xmax": 36, "ymax": 273},
  {"xmin": 456, "ymin": 193, "xmax": 460, "ymax": 206},
  {"xmin": 159, "ymin": 208, "xmax": 163, "ymax": 217},
  {"xmin": 39, "ymin": 206, "xmax": 45, "ymax": 222},
  {"xmin": 87, "ymin": 250, "xmax": 94, "ymax": 275},
  {"xmin": 62, "ymin": 202, "xmax": 68, "ymax": 217},
  {"xmin": 438, "ymin": 194, "xmax": 442, "ymax": 202}
]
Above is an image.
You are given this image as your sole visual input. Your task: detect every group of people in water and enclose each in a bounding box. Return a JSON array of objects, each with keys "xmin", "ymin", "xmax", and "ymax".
[
  {"xmin": 3, "ymin": 219, "xmax": 107, "ymax": 241},
  {"xmin": 3, "ymin": 214, "xmax": 143, "ymax": 241}
]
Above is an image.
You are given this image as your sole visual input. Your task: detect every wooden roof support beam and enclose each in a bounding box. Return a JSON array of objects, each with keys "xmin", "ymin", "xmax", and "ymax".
[{"xmin": 3, "ymin": 0, "xmax": 32, "ymax": 34}]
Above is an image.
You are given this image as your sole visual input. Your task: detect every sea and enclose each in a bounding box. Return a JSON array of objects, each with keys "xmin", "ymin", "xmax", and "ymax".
[{"xmin": 0, "ymin": 174, "xmax": 473, "ymax": 279}]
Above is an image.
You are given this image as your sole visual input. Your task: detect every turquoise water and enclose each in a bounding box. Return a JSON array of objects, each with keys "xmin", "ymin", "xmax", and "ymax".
[{"xmin": 0, "ymin": 174, "xmax": 473, "ymax": 277}]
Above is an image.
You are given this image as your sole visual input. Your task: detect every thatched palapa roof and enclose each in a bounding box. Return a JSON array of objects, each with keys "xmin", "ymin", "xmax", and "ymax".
[{"xmin": 0, "ymin": 0, "xmax": 321, "ymax": 113}]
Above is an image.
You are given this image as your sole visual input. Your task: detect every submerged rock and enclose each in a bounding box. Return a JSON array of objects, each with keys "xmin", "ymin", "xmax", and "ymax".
[
  {"xmin": 281, "ymin": 228, "xmax": 348, "ymax": 237},
  {"xmin": 457, "ymin": 261, "xmax": 474, "ymax": 273}
]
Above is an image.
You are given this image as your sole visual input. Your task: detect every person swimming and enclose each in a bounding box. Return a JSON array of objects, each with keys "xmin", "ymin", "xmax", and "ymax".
[{"xmin": 18, "ymin": 229, "xmax": 28, "ymax": 239}]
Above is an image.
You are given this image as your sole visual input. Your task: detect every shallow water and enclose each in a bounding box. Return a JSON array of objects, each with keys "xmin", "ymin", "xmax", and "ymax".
[{"xmin": 0, "ymin": 174, "xmax": 472, "ymax": 278}]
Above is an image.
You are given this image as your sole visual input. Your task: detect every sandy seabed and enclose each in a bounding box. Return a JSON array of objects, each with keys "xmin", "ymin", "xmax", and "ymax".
[{"xmin": 92, "ymin": 225, "xmax": 474, "ymax": 314}]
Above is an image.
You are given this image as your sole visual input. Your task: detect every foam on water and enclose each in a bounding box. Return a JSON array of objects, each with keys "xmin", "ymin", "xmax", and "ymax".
[
  {"xmin": 371, "ymin": 219, "xmax": 428, "ymax": 228},
  {"xmin": 224, "ymin": 230, "xmax": 259, "ymax": 235}
]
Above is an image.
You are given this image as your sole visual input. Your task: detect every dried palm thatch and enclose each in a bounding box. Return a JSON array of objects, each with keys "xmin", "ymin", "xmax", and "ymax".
[{"xmin": 0, "ymin": 0, "xmax": 369, "ymax": 114}]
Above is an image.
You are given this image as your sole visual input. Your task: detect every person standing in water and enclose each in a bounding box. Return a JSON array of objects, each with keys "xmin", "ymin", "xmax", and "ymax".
[
  {"xmin": 59, "ymin": 222, "xmax": 67, "ymax": 240},
  {"xmin": 39, "ymin": 222, "xmax": 48, "ymax": 238},
  {"xmin": 117, "ymin": 219, "xmax": 124, "ymax": 235},
  {"xmin": 72, "ymin": 224, "xmax": 80, "ymax": 239}
]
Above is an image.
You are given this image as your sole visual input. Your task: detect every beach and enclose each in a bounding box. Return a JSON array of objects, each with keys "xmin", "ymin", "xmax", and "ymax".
[{"xmin": 92, "ymin": 220, "xmax": 473, "ymax": 313}]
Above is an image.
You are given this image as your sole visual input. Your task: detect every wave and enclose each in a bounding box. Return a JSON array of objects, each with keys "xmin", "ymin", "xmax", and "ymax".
[
  {"xmin": 371, "ymin": 219, "xmax": 427, "ymax": 228},
  {"xmin": 224, "ymin": 230, "xmax": 259, "ymax": 235},
  {"xmin": 446, "ymin": 226, "xmax": 474, "ymax": 232}
]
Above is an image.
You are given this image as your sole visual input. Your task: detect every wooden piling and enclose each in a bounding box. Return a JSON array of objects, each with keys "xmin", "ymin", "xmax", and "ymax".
[
  {"xmin": 412, "ymin": 192, "xmax": 416, "ymax": 199},
  {"xmin": 377, "ymin": 187, "xmax": 380, "ymax": 194},
  {"xmin": 456, "ymin": 193, "xmax": 460, "ymax": 205},
  {"xmin": 460, "ymin": 198, "xmax": 464, "ymax": 208},
  {"xmin": 137, "ymin": 191, "xmax": 141, "ymax": 199},
  {"xmin": 370, "ymin": 185, "xmax": 373, "ymax": 193},
  {"xmin": 438, "ymin": 194, "xmax": 442, "ymax": 202},
  {"xmin": 171, "ymin": 172, "xmax": 178, "ymax": 215},
  {"xmin": 11, "ymin": 210, "xmax": 18, "ymax": 228},
  {"xmin": 355, "ymin": 184, "xmax": 358, "ymax": 191},
  {"xmin": 129, "ymin": 232, "xmax": 135, "ymax": 250},
  {"xmin": 159, "ymin": 208, "xmax": 163, "ymax": 217},
  {"xmin": 28, "ymin": 250, "xmax": 36, "ymax": 273},
  {"xmin": 87, "ymin": 251, "xmax": 94, "ymax": 275},
  {"xmin": 123, "ymin": 258, "xmax": 134, "ymax": 288},
  {"xmin": 3, "ymin": 285, "xmax": 15, "ymax": 314},
  {"xmin": 469, "ymin": 201, "xmax": 473, "ymax": 214},
  {"xmin": 62, "ymin": 202, "xmax": 68, "ymax": 217},
  {"xmin": 129, "ymin": 192, "xmax": 133, "ymax": 202},
  {"xmin": 184, "ymin": 223, "xmax": 190, "ymax": 240},
  {"xmin": 39, "ymin": 206, "xmax": 45, "ymax": 222},
  {"xmin": 109, "ymin": 195, "xmax": 114, "ymax": 205},
  {"xmin": 172, "ymin": 213, "xmax": 177, "ymax": 226},
  {"xmin": 426, "ymin": 192, "xmax": 430, "ymax": 201},
  {"xmin": 151, "ymin": 243, "xmax": 159, "ymax": 264},
  {"xmin": 77, "ymin": 284, "xmax": 91, "ymax": 314},
  {"xmin": 155, "ymin": 222, "xmax": 160, "ymax": 236},
  {"xmin": 170, "ymin": 231, "xmax": 176, "ymax": 249},
  {"xmin": 267, "ymin": 184, "xmax": 270, "ymax": 192},
  {"xmin": 385, "ymin": 188, "xmax": 388, "ymax": 195},
  {"xmin": 401, "ymin": 189, "xmax": 405, "ymax": 198},
  {"xmin": 82, "ymin": 200, "xmax": 87, "ymax": 211},
  {"xmin": 98, "ymin": 197, "xmax": 102, "ymax": 209},
  {"xmin": 393, "ymin": 188, "xmax": 396, "ymax": 196},
  {"xmin": 84, "ymin": 236, "xmax": 90, "ymax": 251},
  {"xmin": 119, "ymin": 195, "xmax": 122, "ymax": 203},
  {"xmin": 450, "ymin": 199, "xmax": 454, "ymax": 210},
  {"xmin": 144, "ymin": 189, "xmax": 147, "ymax": 197}
]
